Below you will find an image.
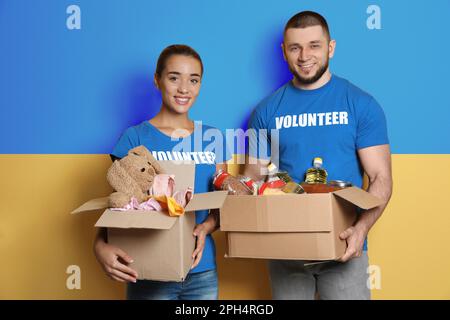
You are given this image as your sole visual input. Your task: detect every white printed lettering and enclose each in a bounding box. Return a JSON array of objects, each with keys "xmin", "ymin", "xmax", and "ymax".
[
  {"xmin": 317, "ymin": 113, "xmax": 325, "ymax": 126},
  {"xmin": 292, "ymin": 115, "xmax": 299, "ymax": 127},
  {"xmin": 283, "ymin": 115, "xmax": 292, "ymax": 128},
  {"xmin": 325, "ymin": 112, "xmax": 332, "ymax": 125},
  {"xmin": 307, "ymin": 113, "xmax": 316, "ymax": 127},
  {"xmin": 275, "ymin": 117, "xmax": 284, "ymax": 130},
  {"xmin": 339, "ymin": 111, "xmax": 348, "ymax": 124},
  {"xmin": 332, "ymin": 111, "xmax": 339, "ymax": 124}
]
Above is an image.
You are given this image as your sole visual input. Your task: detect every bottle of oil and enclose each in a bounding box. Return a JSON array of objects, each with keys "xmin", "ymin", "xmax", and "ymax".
[{"xmin": 305, "ymin": 157, "xmax": 328, "ymax": 184}]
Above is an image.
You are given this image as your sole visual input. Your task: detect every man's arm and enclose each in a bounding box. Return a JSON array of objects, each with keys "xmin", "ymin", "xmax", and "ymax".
[
  {"xmin": 356, "ymin": 144, "xmax": 393, "ymax": 231},
  {"xmin": 339, "ymin": 144, "xmax": 393, "ymax": 262}
]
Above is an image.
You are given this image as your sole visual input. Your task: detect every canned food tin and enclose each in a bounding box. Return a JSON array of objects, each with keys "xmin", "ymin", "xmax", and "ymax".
[
  {"xmin": 258, "ymin": 179, "xmax": 286, "ymax": 195},
  {"xmin": 212, "ymin": 170, "xmax": 230, "ymax": 190},
  {"xmin": 327, "ymin": 180, "xmax": 353, "ymax": 188}
]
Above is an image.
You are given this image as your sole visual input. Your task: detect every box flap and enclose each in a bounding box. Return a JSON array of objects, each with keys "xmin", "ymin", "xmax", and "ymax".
[
  {"xmin": 332, "ymin": 187, "xmax": 383, "ymax": 210},
  {"xmin": 95, "ymin": 209, "xmax": 178, "ymax": 229},
  {"xmin": 71, "ymin": 197, "xmax": 109, "ymax": 214},
  {"xmin": 184, "ymin": 191, "xmax": 228, "ymax": 212}
]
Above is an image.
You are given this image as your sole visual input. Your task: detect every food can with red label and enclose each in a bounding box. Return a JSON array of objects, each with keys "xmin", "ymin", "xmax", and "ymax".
[{"xmin": 258, "ymin": 179, "xmax": 286, "ymax": 195}]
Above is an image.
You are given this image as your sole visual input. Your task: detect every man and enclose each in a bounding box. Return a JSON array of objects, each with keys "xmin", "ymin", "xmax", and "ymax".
[{"xmin": 244, "ymin": 11, "xmax": 392, "ymax": 300}]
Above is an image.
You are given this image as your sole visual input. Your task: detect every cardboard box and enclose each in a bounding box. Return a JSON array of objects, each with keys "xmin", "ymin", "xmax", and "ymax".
[
  {"xmin": 218, "ymin": 187, "xmax": 382, "ymax": 261},
  {"xmin": 71, "ymin": 161, "xmax": 228, "ymax": 282}
]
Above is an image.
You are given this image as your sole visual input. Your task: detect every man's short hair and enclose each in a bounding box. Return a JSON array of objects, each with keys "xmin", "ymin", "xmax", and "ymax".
[{"xmin": 284, "ymin": 11, "xmax": 330, "ymax": 41}]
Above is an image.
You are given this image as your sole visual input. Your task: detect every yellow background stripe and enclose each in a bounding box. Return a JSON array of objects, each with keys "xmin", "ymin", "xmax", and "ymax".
[{"xmin": 0, "ymin": 154, "xmax": 449, "ymax": 299}]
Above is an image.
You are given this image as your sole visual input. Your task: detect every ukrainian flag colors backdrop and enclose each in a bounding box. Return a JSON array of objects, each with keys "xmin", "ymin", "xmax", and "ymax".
[{"xmin": 1, "ymin": 0, "xmax": 449, "ymax": 299}]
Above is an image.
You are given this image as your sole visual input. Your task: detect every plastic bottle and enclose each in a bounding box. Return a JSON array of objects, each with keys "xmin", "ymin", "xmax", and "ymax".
[{"xmin": 305, "ymin": 157, "xmax": 328, "ymax": 184}]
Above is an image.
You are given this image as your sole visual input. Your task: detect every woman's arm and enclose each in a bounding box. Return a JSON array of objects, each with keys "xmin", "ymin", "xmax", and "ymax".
[
  {"xmin": 191, "ymin": 162, "xmax": 227, "ymax": 269},
  {"xmin": 92, "ymin": 155, "xmax": 138, "ymax": 282}
]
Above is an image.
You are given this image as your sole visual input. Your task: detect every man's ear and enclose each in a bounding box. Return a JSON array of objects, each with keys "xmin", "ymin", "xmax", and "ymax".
[
  {"xmin": 328, "ymin": 39, "xmax": 336, "ymax": 59},
  {"xmin": 281, "ymin": 43, "xmax": 287, "ymax": 61}
]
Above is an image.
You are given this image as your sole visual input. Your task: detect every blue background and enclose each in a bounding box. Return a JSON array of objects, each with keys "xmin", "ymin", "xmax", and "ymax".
[{"xmin": 1, "ymin": 0, "xmax": 449, "ymax": 154}]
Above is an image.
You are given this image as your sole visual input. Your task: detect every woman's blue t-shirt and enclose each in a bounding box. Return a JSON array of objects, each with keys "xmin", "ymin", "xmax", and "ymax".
[{"xmin": 111, "ymin": 120, "xmax": 231, "ymax": 273}]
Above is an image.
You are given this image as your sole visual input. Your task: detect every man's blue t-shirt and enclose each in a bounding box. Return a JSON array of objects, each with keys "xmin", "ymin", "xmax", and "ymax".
[
  {"xmin": 111, "ymin": 120, "xmax": 230, "ymax": 273},
  {"xmin": 248, "ymin": 74, "xmax": 389, "ymax": 250}
]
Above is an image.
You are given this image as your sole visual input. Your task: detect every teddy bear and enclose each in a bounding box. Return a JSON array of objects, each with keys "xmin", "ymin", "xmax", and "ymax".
[{"xmin": 106, "ymin": 145, "xmax": 165, "ymax": 208}]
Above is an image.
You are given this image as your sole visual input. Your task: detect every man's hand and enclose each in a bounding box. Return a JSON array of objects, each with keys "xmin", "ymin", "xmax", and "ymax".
[{"xmin": 338, "ymin": 223, "xmax": 369, "ymax": 262}]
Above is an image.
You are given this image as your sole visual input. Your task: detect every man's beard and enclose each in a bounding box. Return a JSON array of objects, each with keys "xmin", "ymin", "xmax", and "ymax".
[{"xmin": 291, "ymin": 59, "xmax": 329, "ymax": 85}]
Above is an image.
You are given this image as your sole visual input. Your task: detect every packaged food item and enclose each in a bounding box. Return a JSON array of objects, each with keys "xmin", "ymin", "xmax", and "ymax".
[
  {"xmin": 276, "ymin": 171, "xmax": 293, "ymax": 183},
  {"xmin": 300, "ymin": 179, "xmax": 353, "ymax": 193},
  {"xmin": 255, "ymin": 180, "xmax": 265, "ymax": 193},
  {"xmin": 300, "ymin": 182, "xmax": 341, "ymax": 193},
  {"xmin": 261, "ymin": 187, "xmax": 286, "ymax": 195},
  {"xmin": 237, "ymin": 175, "xmax": 258, "ymax": 195},
  {"xmin": 305, "ymin": 157, "xmax": 328, "ymax": 184},
  {"xmin": 259, "ymin": 180, "xmax": 286, "ymax": 195},
  {"xmin": 282, "ymin": 181, "xmax": 305, "ymax": 194},
  {"xmin": 264, "ymin": 163, "xmax": 305, "ymax": 194},
  {"xmin": 327, "ymin": 180, "xmax": 352, "ymax": 188},
  {"xmin": 212, "ymin": 170, "xmax": 253, "ymax": 195},
  {"xmin": 258, "ymin": 163, "xmax": 287, "ymax": 195},
  {"xmin": 266, "ymin": 163, "xmax": 287, "ymax": 187}
]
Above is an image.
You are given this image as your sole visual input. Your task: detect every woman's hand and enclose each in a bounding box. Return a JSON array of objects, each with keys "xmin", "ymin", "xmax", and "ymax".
[
  {"xmin": 93, "ymin": 238, "xmax": 138, "ymax": 283},
  {"xmin": 191, "ymin": 223, "xmax": 208, "ymax": 269},
  {"xmin": 191, "ymin": 209, "xmax": 220, "ymax": 269}
]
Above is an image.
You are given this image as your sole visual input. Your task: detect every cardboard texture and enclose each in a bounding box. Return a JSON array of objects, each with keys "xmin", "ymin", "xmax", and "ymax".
[
  {"xmin": 220, "ymin": 187, "xmax": 382, "ymax": 261},
  {"xmin": 71, "ymin": 161, "xmax": 217, "ymax": 282}
]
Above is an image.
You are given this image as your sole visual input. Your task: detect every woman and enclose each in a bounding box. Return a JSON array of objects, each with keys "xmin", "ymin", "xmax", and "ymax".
[{"xmin": 93, "ymin": 44, "xmax": 230, "ymax": 300}]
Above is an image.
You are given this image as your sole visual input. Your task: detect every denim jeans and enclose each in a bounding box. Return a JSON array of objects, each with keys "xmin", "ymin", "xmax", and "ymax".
[
  {"xmin": 268, "ymin": 251, "xmax": 371, "ymax": 300},
  {"xmin": 126, "ymin": 269, "xmax": 218, "ymax": 300}
]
